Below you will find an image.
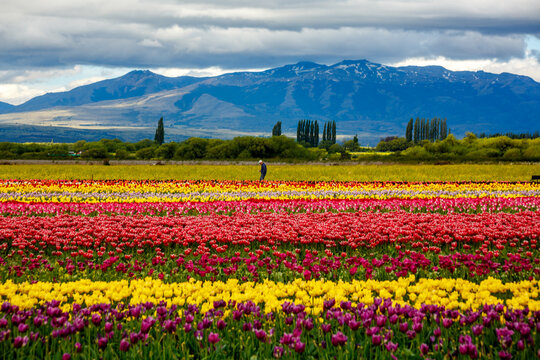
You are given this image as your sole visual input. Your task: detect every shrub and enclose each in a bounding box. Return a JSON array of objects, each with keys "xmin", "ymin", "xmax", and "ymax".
[
  {"xmin": 401, "ymin": 146, "xmax": 431, "ymax": 159},
  {"xmin": 502, "ymin": 148, "xmax": 521, "ymax": 160},
  {"xmin": 135, "ymin": 147, "xmax": 156, "ymax": 160},
  {"xmin": 376, "ymin": 137, "xmax": 410, "ymax": 152},
  {"xmin": 523, "ymin": 144, "xmax": 540, "ymax": 160}
]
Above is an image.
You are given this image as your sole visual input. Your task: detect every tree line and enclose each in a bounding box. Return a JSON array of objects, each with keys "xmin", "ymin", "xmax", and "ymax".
[
  {"xmin": 0, "ymin": 136, "xmax": 324, "ymax": 161},
  {"xmin": 0, "ymin": 116, "xmax": 536, "ymax": 162},
  {"xmin": 398, "ymin": 133, "xmax": 540, "ymax": 161},
  {"xmin": 292, "ymin": 120, "xmax": 336, "ymax": 148},
  {"xmin": 476, "ymin": 131, "xmax": 540, "ymax": 140},
  {"xmin": 405, "ymin": 117, "xmax": 448, "ymax": 143}
]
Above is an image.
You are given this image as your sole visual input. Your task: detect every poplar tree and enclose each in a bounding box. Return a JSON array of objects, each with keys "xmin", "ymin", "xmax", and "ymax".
[
  {"xmin": 314, "ymin": 120, "xmax": 319, "ymax": 147},
  {"xmin": 309, "ymin": 121, "xmax": 315, "ymax": 146},
  {"xmin": 154, "ymin": 117, "xmax": 165, "ymax": 145},
  {"xmin": 405, "ymin": 118, "xmax": 413, "ymax": 142},
  {"xmin": 297, "ymin": 120, "xmax": 303, "ymax": 142},
  {"xmin": 272, "ymin": 121, "xmax": 282, "ymax": 136},
  {"xmin": 413, "ymin": 118, "xmax": 420, "ymax": 143},
  {"xmin": 440, "ymin": 118, "xmax": 448, "ymax": 140}
]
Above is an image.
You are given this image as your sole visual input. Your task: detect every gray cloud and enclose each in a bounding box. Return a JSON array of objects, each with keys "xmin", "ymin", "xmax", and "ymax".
[{"xmin": 0, "ymin": 0, "xmax": 538, "ymax": 71}]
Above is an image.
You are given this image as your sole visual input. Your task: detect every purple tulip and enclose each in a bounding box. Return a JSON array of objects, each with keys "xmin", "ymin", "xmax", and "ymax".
[
  {"xmin": 75, "ymin": 342, "xmax": 82, "ymax": 353},
  {"xmin": 163, "ymin": 319, "xmax": 176, "ymax": 333},
  {"xmin": 459, "ymin": 335, "xmax": 472, "ymax": 344},
  {"xmin": 518, "ymin": 324, "xmax": 531, "ymax": 337},
  {"xmin": 140, "ymin": 317, "xmax": 155, "ymax": 334},
  {"xmin": 273, "ymin": 346, "xmax": 284, "ymax": 358},
  {"xmin": 442, "ymin": 318, "xmax": 453, "ymax": 328},
  {"xmin": 202, "ymin": 318, "xmax": 212, "ymax": 329},
  {"xmin": 255, "ymin": 329, "xmax": 267, "ymax": 341},
  {"xmin": 119, "ymin": 339, "xmax": 130, "ymax": 352},
  {"xmin": 294, "ymin": 341, "xmax": 305, "ymax": 353},
  {"xmin": 331, "ymin": 331, "xmax": 348, "ymax": 346},
  {"xmin": 376, "ymin": 315, "xmax": 387, "ymax": 327},
  {"xmin": 349, "ymin": 319, "xmax": 361, "ymax": 330},
  {"xmin": 372, "ymin": 334, "xmax": 382, "ymax": 346},
  {"xmin": 322, "ymin": 323, "xmax": 332, "ymax": 333},
  {"xmin": 130, "ymin": 306, "xmax": 141, "ymax": 319},
  {"xmin": 213, "ymin": 300, "xmax": 226, "ymax": 309},
  {"xmin": 385, "ymin": 341, "xmax": 398, "ymax": 352},
  {"xmin": 323, "ymin": 299, "xmax": 336, "ymax": 310},
  {"xmin": 156, "ymin": 306, "xmax": 167, "ymax": 316},
  {"xmin": 62, "ymin": 353, "xmax": 71, "ymax": 360},
  {"xmin": 217, "ymin": 319, "xmax": 227, "ymax": 330},
  {"xmin": 340, "ymin": 301, "xmax": 352, "ymax": 311},
  {"xmin": 97, "ymin": 336, "xmax": 108, "ymax": 349},
  {"xmin": 280, "ymin": 333, "xmax": 294, "ymax": 346},
  {"xmin": 30, "ymin": 332, "xmax": 39, "ymax": 341},
  {"xmin": 242, "ymin": 322, "xmax": 252, "ymax": 332},
  {"xmin": 91, "ymin": 313, "xmax": 101, "ymax": 325},
  {"xmin": 13, "ymin": 336, "xmax": 28, "ymax": 348},
  {"xmin": 303, "ymin": 318, "xmax": 314, "ymax": 331},
  {"xmin": 467, "ymin": 343, "xmax": 478, "ymax": 358},
  {"xmin": 17, "ymin": 323, "xmax": 29, "ymax": 333},
  {"xmin": 399, "ymin": 322, "xmax": 408, "ymax": 333},
  {"xmin": 0, "ymin": 330, "xmax": 10, "ymax": 341},
  {"xmin": 130, "ymin": 332, "xmax": 139, "ymax": 345},
  {"xmin": 208, "ymin": 332, "xmax": 220, "ymax": 344},
  {"xmin": 104, "ymin": 322, "xmax": 114, "ymax": 333},
  {"xmin": 420, "ymin": 343, "xmax": 429, "ymax": 355}
]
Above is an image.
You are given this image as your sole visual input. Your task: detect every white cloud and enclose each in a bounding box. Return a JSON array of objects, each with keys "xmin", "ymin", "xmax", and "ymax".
[
  {"xmin": 0, "ymin": 84, "xmax": 45, "ymax": 105},
  {"xmin": 150, "ymin": 66, "xmax": 265, "ymax": 78},
  {"xmin": 0, "ymin": 0, "xmax": 538, "ymax": 103},
  {"xmin": 67, "ymin": 76, "xmax": 107, "ymax": 89},
  {"xmin": 0, "ymin": 66, "xmax": 83, "ymax": 84},
  {"xmin": 139, "ymin": 39, "xmax": 163, "ymax": 48}
]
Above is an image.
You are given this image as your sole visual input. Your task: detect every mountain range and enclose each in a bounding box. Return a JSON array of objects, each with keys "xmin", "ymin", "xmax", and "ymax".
[{"xmin": 0, "ymin": 60, "xmax": 539, "ymax": 144}]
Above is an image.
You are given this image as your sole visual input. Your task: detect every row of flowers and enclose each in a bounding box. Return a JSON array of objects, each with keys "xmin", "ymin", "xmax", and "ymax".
[
  {"xmin": 0, "ymin": 297, "xmax": 538, "ymax": 359},
  {"xmin": 1, "ymin": 197, "xmax": 539, "ymax": 216},
  {"xmin": 0, "ymin": 180, "xmax": 538, "ymax": 202},
  {"xmin": 1, "ymin": 276, "xmax": 538, "ymax": 313},
  {"xmin": 1, "ymin": 211, "xmax": 537, "ymax": 253},
  {"xmin": 3, "ymin": 247, "xmax": 538, "ymax": 284}
]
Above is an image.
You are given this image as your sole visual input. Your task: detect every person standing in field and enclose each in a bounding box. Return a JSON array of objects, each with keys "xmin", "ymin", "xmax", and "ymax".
[{"xmin": 259, "ymin": 160, "xmax": 267, "ymax": 180}]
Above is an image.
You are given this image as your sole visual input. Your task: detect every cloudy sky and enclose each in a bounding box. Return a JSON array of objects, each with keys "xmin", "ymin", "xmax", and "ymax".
[{"xmin": 1, "ymin": 0, "xmax": 539, "ymax": 105}]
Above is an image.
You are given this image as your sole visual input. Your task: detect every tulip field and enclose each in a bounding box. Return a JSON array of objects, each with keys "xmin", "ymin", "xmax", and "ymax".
[{"xmin": 0, "ymin": 176, "xmax": 538, "ymax": 359}]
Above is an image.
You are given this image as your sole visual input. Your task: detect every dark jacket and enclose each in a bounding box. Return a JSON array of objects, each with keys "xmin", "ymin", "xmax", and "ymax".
[{"xmin": 260, "ymin": 163, "xmax": 267, "ymax": 176}]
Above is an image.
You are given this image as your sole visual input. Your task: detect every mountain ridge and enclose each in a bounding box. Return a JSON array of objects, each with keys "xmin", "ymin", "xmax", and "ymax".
[
  {"xmin": 7, "ymin": 70, "xmax": 204, "ymax": 113},
  {"xmin": 0, "ymin": 60, "xmax": 538, "ymax": 143},
  {"xmin": 0, "ymin": 101, "xmax": 14, "ymax": 112}
]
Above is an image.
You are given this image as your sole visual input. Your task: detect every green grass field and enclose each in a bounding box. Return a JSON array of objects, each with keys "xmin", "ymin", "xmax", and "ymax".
[{"xmin": 0, "ymin": 163, "xmax": 539, "ymax": 181}]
